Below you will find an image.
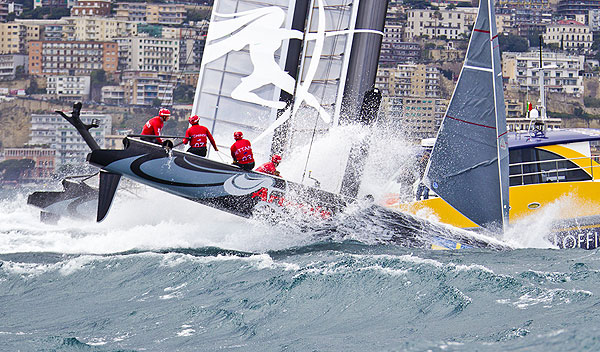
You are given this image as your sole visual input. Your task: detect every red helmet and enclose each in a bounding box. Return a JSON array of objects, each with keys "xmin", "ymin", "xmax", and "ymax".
[
  {"xmin": 188, "ymin": 115, "xmax": 199, "ymax": 125},
  {"xmin": 271, "ymin": 154, "xmax": 282, "ymax": 165},
  {"xmin": 233, "ymin": 131, "xmax": 243, "ymax": 140},
  {"xmin": 159, "ymin": 108, "xmax": 170, "ymax": 119}
]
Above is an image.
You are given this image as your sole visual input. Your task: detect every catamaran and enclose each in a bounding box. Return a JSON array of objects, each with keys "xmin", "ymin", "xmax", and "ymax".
[{"xmin": 48, "ymin": 0, "xmax": 511, "ymax": 250}]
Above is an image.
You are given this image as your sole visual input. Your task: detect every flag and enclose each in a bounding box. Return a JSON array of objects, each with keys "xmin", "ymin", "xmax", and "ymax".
[{"xmin": 527, "ymin": 102, "xmax": 533, "ymax": 111}]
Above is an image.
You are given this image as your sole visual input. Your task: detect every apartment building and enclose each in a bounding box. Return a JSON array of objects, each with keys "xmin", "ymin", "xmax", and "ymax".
[
  {"xmin": 377, "ymin": 64, "xmax": 442, "ymax": 98},
  {"xmin": 502, "ymin": 51, "xmax": 585, "ymax": 95},
  {"xmin": 115, "ymin": 2, "xmax": 186, "ymax": 25},
  {"xmin": 377, "ymin": 64, "xmax": 445, "ymax": 139},
  {"xmin": 0, "ymin": 23, "xmax": 27, "ymax": 54},
  {"xmin": 0, "ymin": 54, "xmax": 27, "ymax": 80},
  {"xmin": 116, "ymin": 36, "xmax": 179, "ymax": 73},
  {"xmin": 70, "ymin": 0, "xmax": 111, "ymax": 16},
  {"xmin": 16, "ymin": 19, "xmax": 69, "ymax": 41},
  {"xmin": 63, "ymin": 17, "xmax": 130, "ymax": 42},
  {"xmin": 544, "ymin": 20, "xmax": 592, "ymax": 53},
  {"xmin": 28, "ymin": 112, "xmax": 111, "ymax": 166},
  {"xmin": 406, "ymin": 7, "xmax": 477, "ymax": 40},
  {"xmin": 558, "ymin": 0, "xmax": 600, "ymax": 17},
  {"xmin": 46, "ymin": 75, "xmax": 91, "ymax": 100},
  {"xmin": 28, "ymin": 40, "xmax": 118, "ymax": 76},
  {"xmin": 497, "ymin": 0, "xmax": 551, "ymax": 10},
  {"xmin": 101, "ymin": 70, "xmax": 173, "ymax": 106}
]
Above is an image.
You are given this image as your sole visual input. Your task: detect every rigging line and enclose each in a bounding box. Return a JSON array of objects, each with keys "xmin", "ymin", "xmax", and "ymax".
[{"xmin": 300, "ymin": 0, "xmax": 348, "ymax": 182}]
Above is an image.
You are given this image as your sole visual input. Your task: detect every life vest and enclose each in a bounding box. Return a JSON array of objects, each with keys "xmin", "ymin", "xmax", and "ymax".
[
  {"xmin": 256, "ymin": 161, "xmax": 277, "ymax": 175},
  {"xmin": 184, "ymin": 125, "xmax": 216, "ymax": 148},
  {"xmin": 230, "ymin": 139, "xmax": 254, "ymax": 164},
  {"xmin": 141, "ymin": 116, "xmax": 164, "ymax": 143}
]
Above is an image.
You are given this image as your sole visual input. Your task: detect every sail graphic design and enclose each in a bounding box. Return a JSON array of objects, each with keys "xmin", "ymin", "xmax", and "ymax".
[
  {"xmin": 424, "ymin": 0, "xmax": 509, "ymax": 230},
  {"xmin": 192, "ymin": 0, "xmax": 383, "ymax": 149}
]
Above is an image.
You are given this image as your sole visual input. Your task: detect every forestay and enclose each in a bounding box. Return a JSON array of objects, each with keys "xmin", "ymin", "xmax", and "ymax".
[{"xmin": 424, "ymin": 0, "xmax": 509, "ymax": 230}]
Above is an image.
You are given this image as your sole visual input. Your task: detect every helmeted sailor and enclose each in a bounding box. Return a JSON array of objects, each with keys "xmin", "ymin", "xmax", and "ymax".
[
  {"xmin": 230, "ymin": 131, "xmax": 255, "ymax": 170},
  {"xmin": 141, "ymin": 108, "xmax": 170, "ymax": 144},
  {"xmin": 183, "ymin": 115, "xmax": 218, "ymax": 157},
  {"xmin": 256, "ymin": 154, "xmax": 282, "ymax": 177}
]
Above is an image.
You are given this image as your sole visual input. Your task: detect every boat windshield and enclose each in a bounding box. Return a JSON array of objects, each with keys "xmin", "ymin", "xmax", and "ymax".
[{"xmin": 509, "ymin": 148, "xmax": 593, "ymax": 186}]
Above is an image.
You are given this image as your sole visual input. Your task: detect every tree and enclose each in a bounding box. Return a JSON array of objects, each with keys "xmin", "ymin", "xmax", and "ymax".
[
  {"xmin": 173, "ymin": 84, "xmax": 195, "ymax": 104},
  {"xmin": 404, "ymin": 0, "xmax": 432, "ymax": 9},
  {"xmin": 90, "ymin": 69, "xmax": 107, "ymax": 88},
  {"xmin": 186, "ymin": 8, "xmax": 212, "ymax": 22},
  {"xmin": 152, "ymin": 98, "xmax": 162, "ymax": 107},
  {"xmin": 498, "ymin": 34, "xmax": 528, "ymax": 53}
]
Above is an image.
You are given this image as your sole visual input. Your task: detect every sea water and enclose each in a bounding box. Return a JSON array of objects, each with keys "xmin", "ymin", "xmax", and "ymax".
[{"xmin": 2, "ymin": 186, "xmax": 600, "ymax": 352}]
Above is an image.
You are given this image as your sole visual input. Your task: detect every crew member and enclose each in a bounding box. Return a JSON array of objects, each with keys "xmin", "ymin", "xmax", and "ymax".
[
  {"xmin": 183, "ymin": 115, "xmax": 218, "ymax": 157},
  {"xmin": 256, "ymin": 154, "xmax": 282, "ymax": 177},
  {"xmin": 230, "ymin": 131, "xmax": 255, "ymax": 170},
  {"xmin": 141, "ymin": 108, "xmax": 170, "ymax": 144}
]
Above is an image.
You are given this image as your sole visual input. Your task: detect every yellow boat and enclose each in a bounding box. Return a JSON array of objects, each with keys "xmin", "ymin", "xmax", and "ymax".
[{"xmin": 388, "ymin": 128, "xmax": 600, "ymax": 249}]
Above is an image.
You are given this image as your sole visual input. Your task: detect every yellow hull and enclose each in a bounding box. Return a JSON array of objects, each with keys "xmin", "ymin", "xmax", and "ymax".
[
  {"xmin": 389, "ymin": 144, "xmax": 600, "ymax": 230},
  {"xmin": 390, "ymin": 181, "xmax": 600, "ymax": 229}
]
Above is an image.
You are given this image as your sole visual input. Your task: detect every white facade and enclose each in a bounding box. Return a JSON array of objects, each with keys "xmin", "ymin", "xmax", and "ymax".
[
  {"xmin": 503, "ymin": 51, "xmax": 585, "ymax": 95},
  {"xmin": 116, "ymin": 36, "xmax": 179, "ymax": 73},
  {"xmin": 46, "ymin": 75, "xmax": 90, "ymax": 100},
  {"xmin": 0, "ymin": 54, "xmax": 27, "ymax": 80},
  {"xmin": 28, "ymin": 112, "xmax": 111, "ymax": 166},
  {"xmin": 406, "ymin": 7, "xmax": 477, "ymax": 40},
  {"xmin": 544, "ymin": 20, "xmax": 592, "ymax": 53}
]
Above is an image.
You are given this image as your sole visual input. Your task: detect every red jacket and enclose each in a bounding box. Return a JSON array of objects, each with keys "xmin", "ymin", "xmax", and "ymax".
[
  {"xmin": 256, "ymin": 161, "xmax": 277, "ymax": 175},
  {"xmin": 141, "ymin": 116, "xmax": 164, "ymax": 143},
  {"xmin": 183, "ymin": 125, "xmax": 217, "ymax": 149},
  {"xmin": 230, "ymin": 139, "xmax": 254, "ymax": 164}
]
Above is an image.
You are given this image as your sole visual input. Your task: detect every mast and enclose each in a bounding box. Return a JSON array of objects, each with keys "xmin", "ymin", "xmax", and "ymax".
[
  {"xmin": 539, "ymin": 34, "xmax": 547, "ymax": 120},
  {"xmin": 338, "ymin": 0, "xmax": 388, "ymax": 198}
]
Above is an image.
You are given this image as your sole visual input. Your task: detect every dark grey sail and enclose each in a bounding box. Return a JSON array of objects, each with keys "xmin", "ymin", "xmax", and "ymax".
[{"xmin": 424, "ymin": 0, "xmax": 509, "ymax": 230}]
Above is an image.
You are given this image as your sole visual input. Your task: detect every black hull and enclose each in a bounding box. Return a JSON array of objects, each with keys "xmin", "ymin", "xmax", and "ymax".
[
  {"xmin": 27, "ymin": 177, "xmax": 97, "ymax": 222},
  {"xmin": 86, "ymin": 139, "xmax": 508, "ymax": 250}
]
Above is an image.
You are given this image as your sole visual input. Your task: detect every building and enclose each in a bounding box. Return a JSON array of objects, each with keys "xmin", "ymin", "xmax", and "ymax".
[
  {"xmin": 507, "ymin": 116, "xmax": 561, "ymax": 132},
  {"xmin": 382, "ymin": 96, "xmax": 447, "ymax": 139},
  {"xmin": 406, "ymin": 7, "xmax": 478, "ymax": 40},
  {"xmin": 63, "ymin": 17, "xmax": 131, "ymax": 42},
  {"xmin": 28, "ymin": 112, "xmax": 111, "ymax": 166},
  {"xmin": 376, "ymin": 64, "xmax": 442, "ymax": 98},
  {"xmin": 558, "ymin": 0, "xmax": 600, "ymax": 17},
  {"xmin": 115, "ymin": 36, "xmax": 179, "ymax": 72},
  {"xmin": 101, "ymin": 70, "xmax": 174, "ymax": 106},
  {"xmin": 0, "ymin": 54, "xmax": 27, "ymax": 80},
  {"xmin": 70, "ymin": 0, "xmax": 111, "ymax": 16},
  {"xmin": 28, "ymin": 40, "xmax": 118, "ymax": 76},
  {"xmin": 46, "ymin": 75, "xmax": 90, "ymax": 100},
  {"xmin": 115, "ymin": 2, "xmax": 186, "ymax": 25},
  {"xmin": 544, "ymin": 20, "xmax": 592, "ymax": 53},
  {"xmin": 503, "ymin": 51, "xmax": 585, "ymax": 95},
  {"xmin": 3, "ymin": 147, "xmax": 56, "ymax": 181},
  {"xmin": 0, "ymin": 23, "xmax": 27, "ymax": 54},
  {"xmin": 377, "ymin": 64, "xmax": 445, "ymax": 139},
  {"xmin": 497, "ymin": 0, "xmax": 551, "ymax": 10}
]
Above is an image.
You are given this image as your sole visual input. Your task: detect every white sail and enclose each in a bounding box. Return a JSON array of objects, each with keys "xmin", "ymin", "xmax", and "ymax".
[{"xmin": 191, "ymin": 0, "xmax": 384, "ymax": 159}]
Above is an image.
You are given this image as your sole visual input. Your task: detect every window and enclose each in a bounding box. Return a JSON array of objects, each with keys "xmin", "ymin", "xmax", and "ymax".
[{"xmin": 509, "ymin": 148, "xmax": 591, "ymax": 186}]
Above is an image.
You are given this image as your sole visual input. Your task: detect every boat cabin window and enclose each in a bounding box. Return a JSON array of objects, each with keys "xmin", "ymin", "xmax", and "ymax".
[{"xmin": 509, "ymin": 148, "xmax": 592, "ymax": 186}]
